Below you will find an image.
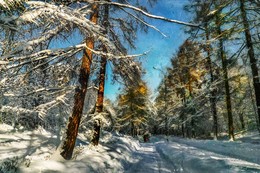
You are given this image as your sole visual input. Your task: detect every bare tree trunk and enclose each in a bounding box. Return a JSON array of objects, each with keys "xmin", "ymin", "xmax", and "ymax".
[
  {"xmin": 215, "ymin": 10, "xmax": 235, "ymax": 141},
  {"xmin": 92, "ymin": 53, "xmax": 107, "ymax": 146},
  {"xmin": 164, "ymin": 81, "xmax": 168, "ymax": 137},
  {"xmin": 91, "ymin": 2, "xmax": 109, "ymax": 146},
  {"xmin": 181, "ymin": 89, "xmax": 186, "ymax": 138},
  {"xmin": 191, "ymin": 118, "xmax": 195, "ymax": 138},
  {"xmin": 181, "ymin": 123, "xmax": 185, "ymax": 138},
  {"xmin": 239, "ymin": 112, "xmax": 245, "ymax": 130},
  {"xmin": 131, "ymin": 121, "xmax": 135, "ymax": 137},
  {"xmin": 60, "ymin": 3, "xmax": 98, "ymax": 160},
  {"xmin": 240, "ymin": 0, "xmax": 260, "ymax": 132},
  {"xmin": 205, "ymin": 24, "xmax": 218, "ymax": 140},
  {"xmin": 241, "ymin": 52, "xmax": 259, "ymax": 130}
]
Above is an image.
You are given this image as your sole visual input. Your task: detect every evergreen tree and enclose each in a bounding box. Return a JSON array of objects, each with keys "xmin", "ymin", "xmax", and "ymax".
[
  {"xmin": 154, "ymin": 72, "xmax": 172, "ymax": 136},
  {"xmin": 116, "ymin": 82, "xmax": 150, "ymax": 137},
  {"xmin": 186, "ymin": 0, "xmax": 219, "ymax": 139},
  {"xmin": 155, "ymin": 40, "xmax": 206, "ymax": 138}
]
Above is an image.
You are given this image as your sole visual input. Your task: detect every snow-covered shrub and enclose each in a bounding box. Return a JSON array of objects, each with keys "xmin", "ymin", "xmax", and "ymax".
[{"xmin": 0, "ymin": 156, "xmax": 20, "ymax": 173}]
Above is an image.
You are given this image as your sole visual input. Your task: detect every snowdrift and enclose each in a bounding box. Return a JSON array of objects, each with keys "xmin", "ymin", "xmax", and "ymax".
[{"xmin": 0, "ymin": 124, "xmax": 140, "ymax": 173}]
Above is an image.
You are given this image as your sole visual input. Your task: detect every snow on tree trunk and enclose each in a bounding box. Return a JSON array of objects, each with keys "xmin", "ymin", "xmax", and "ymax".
[
  {"xmin": 60, "ymin": 3, "xmax": 99, "ymax": 160},
  {"xmin": 91, "ymin": 2, "xmax": 109, "ymax": 146}
]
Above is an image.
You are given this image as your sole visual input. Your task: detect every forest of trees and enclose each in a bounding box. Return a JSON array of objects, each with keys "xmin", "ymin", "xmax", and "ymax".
[
  {"xmin": 0, "ymin": 0, "xmax": 259, "ymax": 160},
  {"xmin": 153, "ymin": 0, "xmax": 260, "ymax": 141}
]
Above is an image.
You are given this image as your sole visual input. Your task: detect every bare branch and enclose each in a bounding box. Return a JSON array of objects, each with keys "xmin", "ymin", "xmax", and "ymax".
[
  {"xmin": 98, "ymin": 1, "xmax": 204, "ymax": 30},
  {"xmin": 120, "ymin": 7, "xmax": 167, "ymax": 37}
]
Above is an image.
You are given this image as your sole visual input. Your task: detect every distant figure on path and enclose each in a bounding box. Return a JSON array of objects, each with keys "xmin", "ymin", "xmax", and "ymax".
[{"xmin": 143, "ymin": 131, "xmax": 150, "ymax": 142}]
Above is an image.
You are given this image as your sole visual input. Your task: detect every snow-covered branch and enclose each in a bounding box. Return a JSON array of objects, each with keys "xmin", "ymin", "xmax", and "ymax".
[
  {"xmin": 34, "ymin": 93, "xmax": 70, "ymax": 117},
  {"xmin": 11, "ymin": 25, "xmax": 64, "ymax": 55},
  {"xmin": 3, "ymin": 87, "xmax": 66, "ymax": 97},
  {"xmin": 98, "ymin": 1, "xmax": 204, "ymax": 29},
  {"xmin": 6, "ymin": 44, "xmax": 85, "ymax": 69},
  {"xmin": 0, "ymin": 105, "xmax": 34, "ymax": 114},
  {"xmin": 0, "ymin": 0, "xmax": 27, "ymax": 10},
  {"xmin": 25, "ymin": 1, "xmax": 103, "ymax": 34},
  {"xmin": 85, "ymin": 45, "xmax": 150, "ymax": 60}
]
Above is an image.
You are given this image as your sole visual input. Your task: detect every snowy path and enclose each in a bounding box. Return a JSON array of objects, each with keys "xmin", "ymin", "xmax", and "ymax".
[
  {"xmin": 125, "ymin": 143, "xmax": 175, "ymax": 173},
  {"xmin": 156, "ymin": 141, "xmax": 260, "ymax": 173},
  {"xmin": 126, "ymin": 139, "xmax": 260, "ymax": 173}
]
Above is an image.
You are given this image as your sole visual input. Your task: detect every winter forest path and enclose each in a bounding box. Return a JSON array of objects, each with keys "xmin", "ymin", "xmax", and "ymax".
[
  {"xmin": 125, "ymin": 142, "xmax": 176, "ymax": 173},
  {"xmin": 126, "ymin": 138, "xmax": 260, "ymax": 173}
]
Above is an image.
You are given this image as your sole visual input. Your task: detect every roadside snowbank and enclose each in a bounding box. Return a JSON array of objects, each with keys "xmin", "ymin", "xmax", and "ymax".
[
  {"xmin": 168, "ymin": 132, "xmax": 260, "ymax": 164},
  {"xmin": 0, "ymin": 123, "xmax": 140, "ymax": 173},
  {"xmin": 152, "ymin": 132, "xmax": 260, "ymax": 173}
]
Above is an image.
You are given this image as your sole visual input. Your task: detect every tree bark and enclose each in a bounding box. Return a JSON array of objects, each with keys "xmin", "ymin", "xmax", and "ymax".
[
  {"xmin": 91, "ymin": 2, "xmax": 109, "ymax": 146},
  {"xmin": 240, "ymin": 0, "xmax": 260, "ymax": 132},
  {"xmin": 205, "ymin": 24, "xmax": 218, "ymax": 140},
  {"xmin": 92, "ymin": 54, "xmax": 107, "ymax": 145},
  {"xmin": 131, "ymin": 121, "xmax": 135, "ymax": 137},
  {"xmin": 181, "ymin": 123, "xmax": 185, "ymax": 138},
  {"xmin": 239, "ymin": 112, "xmax": 245, "ymax": 130},
  {"xmin": 60, "ymin": 3, "xmax": 99, "ymax": 160},
  {"xmin": 164, "ymin": 80, "xmax": 168, "ymax": 136},
  {"xmin": 181, "ymin": 88, "xmax": 186, "ymax": 138},
  {"xmin": 215, "ymin": 11, "xmax": 235, "ymax": 141}
]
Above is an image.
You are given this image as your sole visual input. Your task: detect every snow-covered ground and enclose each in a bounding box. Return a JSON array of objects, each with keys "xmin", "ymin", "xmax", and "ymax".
[
  {"xmin": 154, "ymin": 139, "xmax": 260, "ymax": 172},
  {"xmin": 0, "ymin": 124, "xmax": 141, "ymax": 173},
  {"xmin": 0, "ymin": 123, "xmax": 260, "ymax": 173},
  {"xmin": 126, "ymin": 133, "xmax": 260, "ymax": 173}
]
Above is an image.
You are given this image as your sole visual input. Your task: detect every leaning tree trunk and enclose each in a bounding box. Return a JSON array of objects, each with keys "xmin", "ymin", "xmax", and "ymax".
[
  {"xmin": 215, "ymin": 11, "xmax": 235, "ymax": 141},
  {"xmin": 91, "ymin": 2, "xmax": 109, "ymax": 146},
  {"xmin": 60, "ymin": 3, "xmax": 99, "ymax": 160},
  {"xmin": 240, "ymin": 0, "xmax": 260, "ymax": 131},
  {"xmin": 205, "ymin": 24, "xmax": 218, "ymax": 140}
]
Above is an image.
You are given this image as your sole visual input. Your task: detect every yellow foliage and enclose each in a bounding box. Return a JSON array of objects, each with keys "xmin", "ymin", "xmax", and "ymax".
[
  {"xmin": 138, "ymin": 84, "xmax": 148, "ymax": 95},
  {"xmin": 116, "ymin": 82, "xmax": 149, "ymax": 133}
]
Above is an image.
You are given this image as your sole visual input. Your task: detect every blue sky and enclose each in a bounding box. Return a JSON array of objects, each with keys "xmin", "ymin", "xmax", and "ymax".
[{"xmin": 104, "ymin": 1, "xmax": 192, "ymax": 101}]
